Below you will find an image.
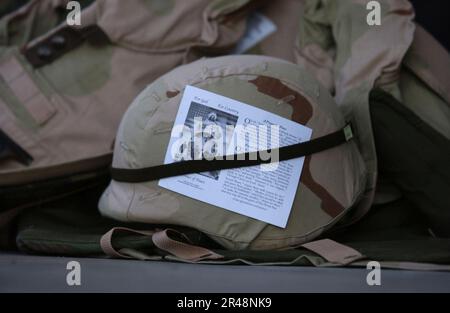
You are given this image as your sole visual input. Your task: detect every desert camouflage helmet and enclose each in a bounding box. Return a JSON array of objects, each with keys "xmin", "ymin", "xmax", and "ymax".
[{"xmin": 99, "ymin": 55, "xmax": 367, "ymax": 250}]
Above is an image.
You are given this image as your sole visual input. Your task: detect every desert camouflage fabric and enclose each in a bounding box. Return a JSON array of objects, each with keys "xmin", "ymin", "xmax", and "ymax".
[
  {"xmin": 291, "ymin": 0, "xmax": 450, "ymax": 222},
  {"xmin": 293, "ymin": 0, "xmax": 416, "ymax": 222},
  {"xmin": 1, "ymin": 0, "xmax": 449, "ymax": 257},
  {"xmin": 243, "ymin": 0, "xmax": 448, "ymax": 142},
  {"xmin": 0, "ymin": 0, "xmax": 97, "ymax": 47},
  {"xmin": 0, "ymin": 0, "xmax": 260, "ymax": 188},
  {"xmin": 99, "ymin": 55, "xmax": 367, "ymax": 250},
  {"xmin": 243, "ymin": 0, "xmax": 303, "ymax": 63},
  {"xmin": 243, "ymin": 0, "xmax": 449, "ymax": 222}
]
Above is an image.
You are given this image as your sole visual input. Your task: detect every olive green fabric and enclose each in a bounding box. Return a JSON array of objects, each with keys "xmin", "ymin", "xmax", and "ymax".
[
  {"xmin": 329, "ymin": 200, "xmax": 450, "ymax": 265},
  {"xmin": 370, "ymin": 89, "xmax": 450, "ymax": 237},
  {"xmin": 14, "ymin": 184, "xmax": 450, "ymax": 266},
  {"xmin": 0, "ymin": 168, "xmax": 110, "ymax": 250},
  {"xmin": 16, "ymin": 186, "xmax": 155, "ymax": 256},
  {"xmin": 219, "ymin": 199, "xmax": 450, "ymax": 266},
  {"xmin": 15, "ymin": 185, "xmax": 220, "ymax": 257}
]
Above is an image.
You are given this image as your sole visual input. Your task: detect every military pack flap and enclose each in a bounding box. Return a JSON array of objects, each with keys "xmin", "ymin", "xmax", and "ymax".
[{"xmin": 95, "ymin": 0, "xmax": 258, "ymax": 53}]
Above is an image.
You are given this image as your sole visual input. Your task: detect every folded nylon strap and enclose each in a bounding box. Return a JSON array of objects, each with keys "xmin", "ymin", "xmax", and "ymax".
[
  {"xmin": 301, "ymin": 239, "xmax": 365, "ymax": 265},
  {"xmin": 111, "ymin": 124, "xmax": 353, "ymax": 183},
  {"xmin": 152, "ymin": 229, "xmax": 224, "ymax": 261},
  {"xmin": 101, "ymin": 227, "xmax": 223, "ymax": 261},
  {"xmin": 101, "ymin": 229, "xmax": 361, "ymax": 264},
  {"xmin": 100, "ymin": 227, "xmax": 155, "ymax": 259}
]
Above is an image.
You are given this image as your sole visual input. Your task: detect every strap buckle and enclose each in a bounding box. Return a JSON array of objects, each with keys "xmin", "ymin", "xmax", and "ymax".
[{"xmin": 343, "ymin": 123, "xmax": 354, "ymax": 142}]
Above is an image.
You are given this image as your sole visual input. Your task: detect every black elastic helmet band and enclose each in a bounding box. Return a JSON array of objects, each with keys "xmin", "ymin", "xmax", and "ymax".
[{"xmin": 110, "ymin": 124, "xmax": 354, "ymax": 183}]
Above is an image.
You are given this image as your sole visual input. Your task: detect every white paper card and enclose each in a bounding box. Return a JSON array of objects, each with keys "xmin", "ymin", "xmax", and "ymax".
[
  {"xmin": 158, "ymin": 86, "xmax": 312, "ymax": 228},
  {"xmin": 231, "ymin": 12, "xmax": 277, "ymax": 54}
]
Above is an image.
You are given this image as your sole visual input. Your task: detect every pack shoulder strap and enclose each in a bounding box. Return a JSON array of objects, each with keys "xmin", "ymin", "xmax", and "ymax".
[{"xmin": 111, "ymin": 124, "xmax": 354, "ymax": 183}]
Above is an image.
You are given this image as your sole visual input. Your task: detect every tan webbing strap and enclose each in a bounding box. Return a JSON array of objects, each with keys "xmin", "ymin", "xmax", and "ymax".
[
  {"xmin": 152, "ymin": 229, "xmax": 224, "ymax": 262},
  {"xmin": 0, "ymin": 56, "xmax": 56, "ymax": 125},
  {"xmin": 100, "ymin": 227, "xmax": 155, "ymax": 259},
  {"xmin": 301, "ymin": 239, "xmax": 365, "ymax": 265}
]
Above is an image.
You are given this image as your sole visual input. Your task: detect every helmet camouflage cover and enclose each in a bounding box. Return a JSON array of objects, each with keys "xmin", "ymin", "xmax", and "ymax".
[{"xmin": 99, "ymin": 55, "xmax": 367, "ymax": 250}]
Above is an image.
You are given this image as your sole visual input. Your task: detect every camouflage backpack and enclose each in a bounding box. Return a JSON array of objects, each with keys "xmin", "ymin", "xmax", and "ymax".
[{"xmin": 0, "ymin": 0, "xmax": 261, "ymax": 218}]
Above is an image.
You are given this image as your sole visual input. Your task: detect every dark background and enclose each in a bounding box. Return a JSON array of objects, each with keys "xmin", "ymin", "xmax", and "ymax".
[{"xmin": 410, "ymin": 0, "xmax": 450, "ymax": 51}]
